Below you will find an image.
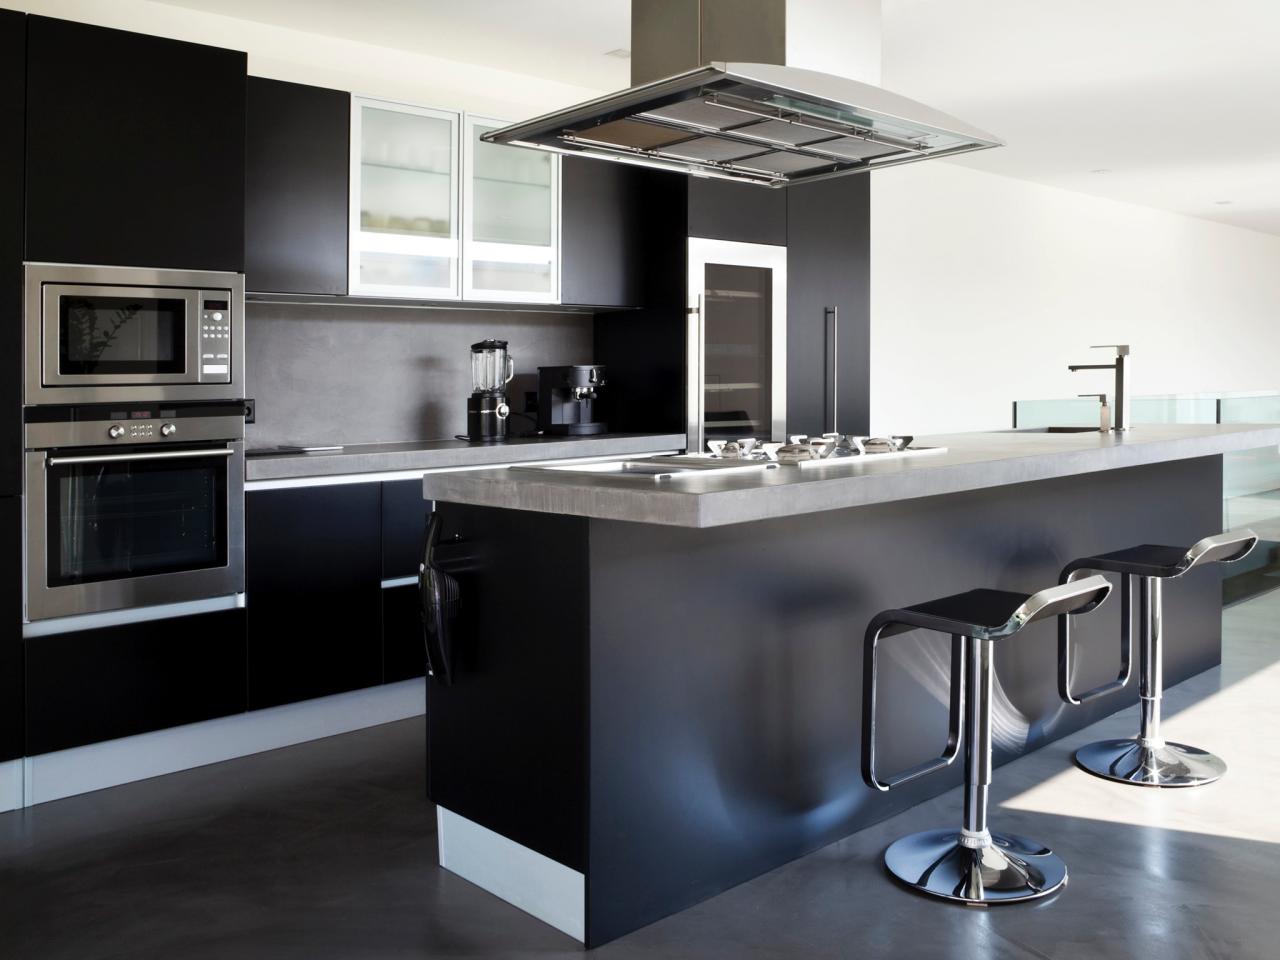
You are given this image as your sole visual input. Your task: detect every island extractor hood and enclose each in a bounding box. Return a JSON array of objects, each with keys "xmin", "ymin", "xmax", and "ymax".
[{"xmin": 483, "ymin": 59, "xmax": 1004, "ymax": 188}]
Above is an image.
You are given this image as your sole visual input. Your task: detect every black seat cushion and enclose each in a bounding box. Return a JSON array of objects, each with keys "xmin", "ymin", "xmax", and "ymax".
[
  {"xmin": 1081, "ymin": 543, "xmax": 1188, "ymax": 577},
  {"xmin": 904, "ymin": 588, "xmax": 1031, "ymax": 632}
]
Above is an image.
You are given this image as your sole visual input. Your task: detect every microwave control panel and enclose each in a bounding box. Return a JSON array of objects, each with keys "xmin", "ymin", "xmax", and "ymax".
[{"xmin": 199, "ymin": 295, "xmax": 232, "ymax": 382}]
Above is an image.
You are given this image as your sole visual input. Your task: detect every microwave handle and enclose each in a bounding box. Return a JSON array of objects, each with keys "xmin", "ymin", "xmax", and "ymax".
[{"xmin": 47, "ymin": 448, "xmax": 236, "ymax": 466}]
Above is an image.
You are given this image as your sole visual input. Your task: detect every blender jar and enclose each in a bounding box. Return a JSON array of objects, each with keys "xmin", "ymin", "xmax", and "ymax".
[{"xmin": 471, "ymin": 339, "xmax": 514, "ymax": 394}]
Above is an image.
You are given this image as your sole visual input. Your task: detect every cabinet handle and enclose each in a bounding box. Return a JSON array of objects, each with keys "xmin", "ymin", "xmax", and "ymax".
[{"xmin": 825, "ymin": 306, "xmax": 839, "ymax": 435}]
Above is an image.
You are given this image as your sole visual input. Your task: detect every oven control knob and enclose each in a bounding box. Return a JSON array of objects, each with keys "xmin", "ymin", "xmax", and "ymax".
[
  {"xmin": 161, "ymin": 423, "xmax": 177, "ymax": 437},
  {"xmin": 108, "ymin": 424, "xmax": 125, "ymax": 439}
]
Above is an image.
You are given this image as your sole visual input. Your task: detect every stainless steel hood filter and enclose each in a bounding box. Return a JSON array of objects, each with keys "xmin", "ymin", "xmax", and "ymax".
[{"xmin": 483, "ymin": 61, "xmax": 1003, "ymax": 187}]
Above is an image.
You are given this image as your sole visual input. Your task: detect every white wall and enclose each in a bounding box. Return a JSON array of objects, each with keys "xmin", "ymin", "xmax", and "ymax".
[
  {"xmin": 9, "ymin": 0, "xmax": 601, "ymax": 118},
  {"xmin": 870, "ymin": 161, "xmax": 1280, "ymax": 434}
]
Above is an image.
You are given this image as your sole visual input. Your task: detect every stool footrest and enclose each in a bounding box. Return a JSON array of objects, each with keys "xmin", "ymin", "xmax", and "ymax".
[
  {"xmin": 1059, "ymin": 570, "xmax": 1133, "ymax": 705},
  {"xmin": 862, "ymin": 627, "xmax": 964, "ymax": 792}
]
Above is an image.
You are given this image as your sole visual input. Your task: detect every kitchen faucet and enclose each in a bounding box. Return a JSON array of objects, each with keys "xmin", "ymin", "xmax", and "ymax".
[{"xmin": 1068, "ymin": 345, "xmax": 1130, "ymax": 431}]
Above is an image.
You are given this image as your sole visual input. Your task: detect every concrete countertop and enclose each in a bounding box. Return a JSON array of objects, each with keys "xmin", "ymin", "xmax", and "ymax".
[
  {"xmin": 245, "ymin": 432, "xmax": 686, "ymax": 482},
  {"xmin": 419, "ymin": 423, "xmax": 1280, "ymax": 528}
]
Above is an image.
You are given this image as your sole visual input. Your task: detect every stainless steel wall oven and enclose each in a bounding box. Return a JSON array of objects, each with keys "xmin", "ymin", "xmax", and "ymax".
[{"xmin": 22, "ymin": 404, "xmax": 246, "ymax": 632}]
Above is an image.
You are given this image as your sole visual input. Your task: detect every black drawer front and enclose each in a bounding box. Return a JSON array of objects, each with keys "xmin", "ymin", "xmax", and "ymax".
[{"xmin": 25, "ymin": 608, "xmax": 247, "ymax": 756}]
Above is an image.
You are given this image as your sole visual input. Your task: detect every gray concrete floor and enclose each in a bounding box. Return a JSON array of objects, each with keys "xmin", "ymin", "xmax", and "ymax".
[{"xmin": 3, "ymin": 592, "xmax": 1279, "ymax": 959}]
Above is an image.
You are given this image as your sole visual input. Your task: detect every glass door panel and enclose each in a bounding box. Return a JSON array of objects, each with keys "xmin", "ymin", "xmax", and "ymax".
[
  {"xmin": 46, "ymin": 452, "xmax": 228, "ymax": 586},
  {"xmin": 687, "ymin": 239, "xmax": 787, "ymax": 452},
  {"xmin": 351, "ymin": 99, "xmax": 460, "ymax": 298},
  {"xmin": 463, "ymin": 116, "xmax": 558, "ymax": 302},
  {"xmin": 703, "ymin": 264, "xmax": 772, "ymax": 440}
]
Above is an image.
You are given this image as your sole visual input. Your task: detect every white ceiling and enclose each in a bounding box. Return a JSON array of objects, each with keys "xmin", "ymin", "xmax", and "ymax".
[
  {"xmin": 880, "ymin": 0, "xmax": 1280, "ymax": 236},
  {"xmin": 156, "ymin": 0, "xmax": 1280, "ymax": 236},
  {"xmin": 154, "ymin": 0, "xmax": 632, "ymax": 90}
]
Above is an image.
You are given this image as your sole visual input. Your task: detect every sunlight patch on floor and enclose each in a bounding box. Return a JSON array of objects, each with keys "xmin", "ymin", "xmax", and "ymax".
[{"xmin": 999, "ymin": 590, "xmax": 1280, "ymax": 844}]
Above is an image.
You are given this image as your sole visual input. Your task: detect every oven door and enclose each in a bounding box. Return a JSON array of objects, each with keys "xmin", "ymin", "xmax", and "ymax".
[{"xmin": 24, "ymin": 442, "xmax": 245, "ymax": 628}]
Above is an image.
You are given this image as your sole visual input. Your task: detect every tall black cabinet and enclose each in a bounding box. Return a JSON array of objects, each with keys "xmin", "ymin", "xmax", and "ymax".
[
  {"xmin": 0, "ymin": 9, "xmax": 25, "ymax": 762},
  {"xmin": 24, "ymin": 16, "xmax": 246, "ymax": 272},
  {"xmin": 787, "ymin": 176, "xmax": 871, "ymax": 436},
  {"xmin": 0, "ymin": 8, "xmax": 24, "ymax": 499}
]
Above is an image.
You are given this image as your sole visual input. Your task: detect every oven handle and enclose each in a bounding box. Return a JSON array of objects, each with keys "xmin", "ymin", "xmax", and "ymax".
[{"xmin": 47, "ymin": 448, "xmax": 236, "ymax": 466}]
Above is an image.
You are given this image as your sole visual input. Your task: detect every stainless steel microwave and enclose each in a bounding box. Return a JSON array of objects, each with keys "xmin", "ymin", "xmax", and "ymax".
[{"xmin": 24, "ymin": 262, "xmax": 246, "ymax": 405}]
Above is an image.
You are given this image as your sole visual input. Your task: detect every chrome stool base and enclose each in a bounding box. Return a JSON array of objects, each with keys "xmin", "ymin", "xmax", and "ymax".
[
  {"xmin": 883, "ymin": 829, "xmax": 1068, "ymax": 905},
  {"xmin": 1074, "ymin": 738, "xmax": 1226, "ymax": 787}
]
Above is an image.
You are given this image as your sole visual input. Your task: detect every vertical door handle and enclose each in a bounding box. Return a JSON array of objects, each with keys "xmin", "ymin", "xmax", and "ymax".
[
  {"xmin": 824, "ymin": 306, "xmax": 839, "ymax": 435},
  {"xmin": 688, "ymin": 294, "xmax": 704, "ymax": 452}
]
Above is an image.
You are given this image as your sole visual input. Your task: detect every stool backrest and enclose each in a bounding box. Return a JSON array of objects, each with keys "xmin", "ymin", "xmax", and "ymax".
[
  {"xmin": 1181, "ymin": 530, "xmax": 1258, "ymax": 572},
  {"xmin": 1002, "ymin": 574, "xmax": 1111, "ymax": 636}
]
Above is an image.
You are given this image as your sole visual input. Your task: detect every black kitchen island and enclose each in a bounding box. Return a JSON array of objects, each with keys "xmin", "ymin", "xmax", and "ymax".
[{"xmin": 420, "ymin": 424, "xmax": 1280, "ymax": 946}]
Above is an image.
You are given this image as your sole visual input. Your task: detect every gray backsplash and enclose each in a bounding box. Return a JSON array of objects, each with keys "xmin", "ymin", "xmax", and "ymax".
[{"xmin": 245, "ymin": 302, "xmax": 594, "ymax": 449}]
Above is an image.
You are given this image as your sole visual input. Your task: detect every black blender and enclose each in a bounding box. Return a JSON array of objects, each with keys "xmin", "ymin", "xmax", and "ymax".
[{"xmin": 466, "ymin": 339, "xmax": 514, "ymax": 442}]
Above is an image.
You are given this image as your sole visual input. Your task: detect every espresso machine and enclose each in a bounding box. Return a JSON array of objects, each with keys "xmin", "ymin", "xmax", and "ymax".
[
  {"xmin": 467, "ymin": 339, "xmax": 514, "ymax": 442},
  {"xmin": 537, "ymin": 365, "xmax": 607, "ymax": 435}
]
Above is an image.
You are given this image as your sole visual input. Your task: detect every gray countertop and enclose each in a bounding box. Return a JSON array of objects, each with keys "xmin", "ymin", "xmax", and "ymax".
[
  {"xmin": 245, "ymin": 432, "xmax": 686, "ymax": 482},
  {"xmin": 419, "ymin": 423, "xmax": 1280, "ymax": 528}
]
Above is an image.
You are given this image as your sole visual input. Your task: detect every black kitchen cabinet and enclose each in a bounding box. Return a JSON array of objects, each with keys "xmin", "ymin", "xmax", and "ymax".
[
  {"xmin": 687, "ymin": 177, "xmax": 786, "ymax": 246},
  {"xmin": 561, "ymin": 157, "xmax": 645, "ymax": 308},
  {"xmin": 382, "ymin": 479, "xmax": 428, "ymax": 683},
  {"xmin": 25, "ymin": 16, "xmax": 246, "ymax": 272},
  {"xmin": 786, "ymin": 175, "xmax": 870, "ymax": 436},
  {"xmin": 246, "ymin": 484, "xmax": 383, "ymax": 708},
  {"xmin": 24, "ymin": 608, "xmax": 247, "ymax": 755},
  {"xmin": 246, "ymin": 77, "xmax": 350, "ymax": 295},
  {"xmin": 0, "ymin": 497, "xmax": 22, "ymax": 761},
  {"xmin": 593, "ymin": 169, "xmax": 688, "ymax": 434},
  {"xmin": 382, "ymin": 586, "xmax": 425, "ymax": 683},
  {"xmin": 0, "ymin": 9, "xmax": 24, "ymax": 498}
]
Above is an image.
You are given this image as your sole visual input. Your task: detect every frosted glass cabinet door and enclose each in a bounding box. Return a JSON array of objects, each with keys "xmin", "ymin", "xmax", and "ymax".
[
  {"xmin": 350, "ymin": 98, "xmax": 460, "ymax": 299},
  {"xmin": 463, "ymin": 115, "xmax": 559, "ymax": 303}
]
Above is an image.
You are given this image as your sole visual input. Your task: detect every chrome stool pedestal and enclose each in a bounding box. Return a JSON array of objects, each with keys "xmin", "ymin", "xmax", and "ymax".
[
  {"xmin": 1059, "ymin": 531, "xmax": 1257, "ymax": 788},
  {"xmin": 863, "ymin": 576, "xmax": 1113, "ymax": 905}
]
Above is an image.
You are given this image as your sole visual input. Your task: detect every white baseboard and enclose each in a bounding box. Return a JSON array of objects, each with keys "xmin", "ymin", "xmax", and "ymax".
[
  {"xmin": 0, "ymin": 759, "xmax": 21, "ymax": 814},
  {"xmin": 16, "ymin": 678, "xmax": 426, "ymax": 809},
  {"xmin": 437, "ymin": 807, "xmax": 585, "ymax": 943}
]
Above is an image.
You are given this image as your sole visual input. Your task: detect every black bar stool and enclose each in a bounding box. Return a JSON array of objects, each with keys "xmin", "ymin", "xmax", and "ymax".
[
  {"xmin": 862, "ymin": 575, "xmax": 1112, "ymax": 905},
  {"xmin": 1059, "ymin": 530, "xmax": 1258, "ymax": 787}
]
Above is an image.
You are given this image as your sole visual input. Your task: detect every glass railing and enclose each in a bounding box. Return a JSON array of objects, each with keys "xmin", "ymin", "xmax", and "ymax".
[{"xmin": 1013, "ymin": 390, "xmax": 1280, "ymax": 603}]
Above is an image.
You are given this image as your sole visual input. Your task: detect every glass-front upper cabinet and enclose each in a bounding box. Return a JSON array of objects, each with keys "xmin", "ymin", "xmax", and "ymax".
[
  {"xmin": 350, "ymin": 98, "xmax": 460, "ymax": 299},
  {"xmin": 463, "ymin": 115, "xmax": 559, "ymax": 303}
]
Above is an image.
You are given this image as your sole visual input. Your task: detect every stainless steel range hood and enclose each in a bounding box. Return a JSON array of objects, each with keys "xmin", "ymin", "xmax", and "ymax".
[{"xmin": 483, "ymin": 61, "xmax": 1004, "ymax": 188}]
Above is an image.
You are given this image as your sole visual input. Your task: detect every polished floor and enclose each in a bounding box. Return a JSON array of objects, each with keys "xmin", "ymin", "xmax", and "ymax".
[{"xmin": 3, "ymin": 592, "xmax": 1279, "ymax": 959}]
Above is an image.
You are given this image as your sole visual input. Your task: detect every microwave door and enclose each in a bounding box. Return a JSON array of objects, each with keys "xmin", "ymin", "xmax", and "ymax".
[{"xmin": 41, "ymin": 283, "xmax": 201, "ymax": 388}]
